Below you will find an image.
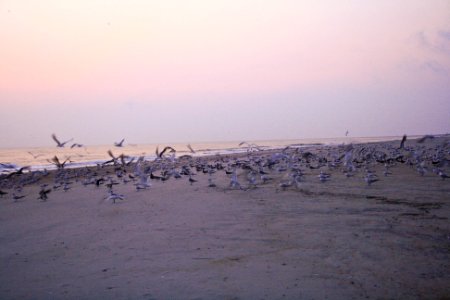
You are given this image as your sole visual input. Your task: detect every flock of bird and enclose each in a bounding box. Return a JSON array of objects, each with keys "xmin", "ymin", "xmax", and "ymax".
[{"xmin": 0, "ymin": 134, "xmax": 449, "ymax": 204}]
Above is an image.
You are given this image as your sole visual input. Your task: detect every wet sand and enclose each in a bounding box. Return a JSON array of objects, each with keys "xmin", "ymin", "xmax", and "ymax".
[{"xmin": 1, "ymin": 138, "xmax": 449, "ymax": 299}]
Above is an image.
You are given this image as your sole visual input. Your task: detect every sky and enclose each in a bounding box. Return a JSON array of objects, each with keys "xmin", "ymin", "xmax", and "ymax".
[{"xmin": 1, "ymin": 0, "xmax": 449, "ymax": 148}]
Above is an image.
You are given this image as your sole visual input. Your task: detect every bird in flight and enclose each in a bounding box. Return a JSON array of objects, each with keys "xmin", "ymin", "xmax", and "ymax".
[
  {"xmin": 52, "ymin": 134, "xmax": 73, "ymax": 148},
  {"xmin": 114, "ymin": 138, "xmax": 125, "ymax": 147},
  {"xmin": 417, "ymin": 135, "xmax": 435, "ymax": 143},
  {"xmin": 187, "ymin": 144, "xmax": 196, "ymax": 154},
  {"xmin": 155, "ymin": 146, "xmax": 176, "ymax": 158},
  {"xmin": 70, "ymin": 143, "xmax": 84, "ymax": 148}
]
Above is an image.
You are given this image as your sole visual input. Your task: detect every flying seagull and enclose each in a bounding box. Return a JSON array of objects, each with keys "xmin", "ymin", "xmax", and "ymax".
[
  {"xmin": 156, "ymin": 146, "xmax": 176, "ymax": 158},
  {"xmin": 52, "ymin": 134, "xmax": 73, "ymax": 148},
  {"xmin": 417, "ymin": 135, "xmax": 435, "ymax": 143},
  {"xmin": 47, "ymin": 156, "xmax": 70, "ymax": 169},
  {"xmin": 114, "ymin": 139, "xmax": 125, "ymax": 147},
  {"xmin": 28, "ymin": 151, "xmax": 44, "ymax": 159},
  {"xmin": 70, "ymin": 143, "xmax": 84, "ymax": 148},
  {"xmin": 187, "ymin": 144, "xmax": 196, "ymax": 154}
]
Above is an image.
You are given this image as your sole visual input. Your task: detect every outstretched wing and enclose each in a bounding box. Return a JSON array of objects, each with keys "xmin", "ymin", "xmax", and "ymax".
[
  {"xmin": 159, "ymin": 146, "xmax": 176, "ymax": 157},
  {"xmin": 399, "ymin": 134, "xmax": 407, "ymax": 149},
  {"xmin": 107, "ymin": 150, "xmax": 116, "ymax": 159},
  {"xmin": 51, "ymin": 134, "xmax": 61, "ymax": 146},
  {"xmin": 187, "ymin": 144, "xmax": 196, "ymax": 154}
]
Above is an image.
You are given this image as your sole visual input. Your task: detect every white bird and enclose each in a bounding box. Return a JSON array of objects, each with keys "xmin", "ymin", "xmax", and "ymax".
[
  {"xmin": 135, "ymin": 173, "xmax": 151, "ymax": 190},
  {"xmin": 230, "ymin": 169, "xmax": 242, "ymax": 189},
  {"xmin": 318, "ymin": 171, "xmax": 331, "ymax": 183},
  {"xmin": 106, "ymin": 191, "xmax": 124, "ymax": 203},
  {"xmin": 364, "ymin": 172, "xmax": 379, "ymax": 186}
]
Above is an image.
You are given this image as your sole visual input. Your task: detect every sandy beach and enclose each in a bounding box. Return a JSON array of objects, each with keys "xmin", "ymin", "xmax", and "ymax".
[{"xmin": 1, "ymin": 137, "xmax": 449, "ymax": 299}]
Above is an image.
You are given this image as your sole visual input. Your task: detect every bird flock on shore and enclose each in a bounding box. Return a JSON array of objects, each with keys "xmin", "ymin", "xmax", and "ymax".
[{"xmin": 0, "ymin": 134, "xmax": 449, "ymax": 203}]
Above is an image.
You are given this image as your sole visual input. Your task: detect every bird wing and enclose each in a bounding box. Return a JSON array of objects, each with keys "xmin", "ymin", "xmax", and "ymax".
[
  {"xmin": 115, "ymin": 138, "xmax": 124, "ymax": 146},
  {"xmin": 399, "ymin": 134, "xmax": 407, "ymax": 149},
  {"xmin": 51, "ymin": 134, "xmax": 62, "ymax": 146},
  {"xmin": 187, "ymin": 144, "xmax": 196, "ymax": 153},
  {"xmin": 62, "ymin": 138, "xmax": 73, "ymax": 145},
  {"xmin": 107, "ymin": 150, "xmax": 115, "ymax": 159},
  {"xmin": 160, "ymin": 146, "xmax": 176, "ymax": 157}
]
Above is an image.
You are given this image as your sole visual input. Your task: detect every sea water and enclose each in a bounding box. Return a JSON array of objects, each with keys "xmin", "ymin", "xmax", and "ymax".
[{"xmin": 0, "ymin": 136, "xmax": 407, "ymax": 173}]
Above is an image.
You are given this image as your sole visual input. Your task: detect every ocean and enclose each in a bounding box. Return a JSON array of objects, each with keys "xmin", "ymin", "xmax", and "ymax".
[{"xmin": 0, "ymin": 136, "xmax": 406, "ymax": 173}]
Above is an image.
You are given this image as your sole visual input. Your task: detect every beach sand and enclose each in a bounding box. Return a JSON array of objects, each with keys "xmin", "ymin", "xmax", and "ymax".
[{"xmin": 1, "ymin": 138, "xmax": 449, "ymax": 299}]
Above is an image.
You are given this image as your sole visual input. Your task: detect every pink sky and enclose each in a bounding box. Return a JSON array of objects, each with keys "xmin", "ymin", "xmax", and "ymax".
[{"xmin": 1, "ymin": 1, "xmax": 449, "ymax": 147}]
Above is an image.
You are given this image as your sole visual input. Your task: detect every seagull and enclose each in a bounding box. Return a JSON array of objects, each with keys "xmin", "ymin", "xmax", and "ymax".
[
  {"xmin": 278, "ymin": 180, "xmax": 293, "ymax": 190},
  {"xmin": 5, "ymin": 166, "xmax": 30, "ymax": 179},
  {"xmin": 28, "ymin": 151, "xmax": 44, "ymax": 159},
  {"xmin": 156, "ymin": 146, "xmax": 176, "ymax": 158},
  {"xmin": 114, "ymin": 138, "xmax": 125, "ymax": 147},
  {"xmin": 229, "ymin": 169, "xmax": 242, "ymax": 189},
  {"xmin": 70, "ymin": 143, "xmax": 84, "ymax": 148},
  {"xmin": 13, "ymin": 193, "xmax": 26, "ymax": 202},
  {"xmin": 38, "ymin": 187, "xmax": 51, "ymax": 201},
  {"xmin": 48, "ymin": 156, "xmax": 70, "ymax": 169},
  {"xmin": 135, "ymin": 173, "xmax": 151, "ymax": 190},
  {"xmin": 103, "ymin": 150, "xmax": 119, "ymax": 166},
  {"xmin": 399, "ymin": 134, "xmax": 407, "ymax": 149},
  {"xmin": 417, "ymin": 135, "xmax": 435, "ymax": 143},
  {"xmin": 364, "ymin": 172, "xmax": 379, "ymax": 186},
  {"xmin": 106, "ymin": 190, "xmax": 124, "ymax": 203},
  {"xmin": 238, "ymin": 141, "xmax": 262, "ymax": 152},
  {"xmin": 318, "ymin": 171, "xmax": 331, "ymax": 183},
  {"xmin": 52, "ymin": 134, "xmax": 73, "ymax": 148},
  {"xmin": 208, "ymin": 177, "xmax": 216, "ymax": 187},
  {"xmin": 438, "ymin": 170, "xmax": 449, "ymax": 180},
  {"xmin": 187, "ymin": 144, "xmax": 196, "ymax": 154},
  {"xmin": 189, "ymin": 175, "xmax": 197, "ymax": 185}
]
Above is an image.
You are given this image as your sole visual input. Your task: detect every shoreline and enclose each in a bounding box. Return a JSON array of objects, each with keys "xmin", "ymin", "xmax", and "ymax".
[{"xmin": 1, "ymin": 133, "xmax": 449, "ymax": 175}]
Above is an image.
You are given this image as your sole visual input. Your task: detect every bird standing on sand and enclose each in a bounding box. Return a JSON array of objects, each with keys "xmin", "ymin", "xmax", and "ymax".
[
  {"xmin": 399, "ymin": 134, "xmax": 407, "ymax": 149},
  {"xmin": 438, "ymin": 170, "xmax": 449, "ymax": 180},
  {"xmin": 364, "ymin": 171, "xmax": 379, "ymax": 186},
  {"xmin": 189, "ymin": 175, "xmax": 197, "ymax": 185},
  {"xmin": 13, "ymin": 193, "xmax": 26, "ymax": 202},
  {"xmin": 52, "ymin": 134, "xmax": 73, "ymax": 148},
  {"xmin": 38, "ymin": 186, "xmax": 51, "ymax": 201},
  {"xmin": 318, "ymin": 171, "xmax": 331, "ymax": 183}
]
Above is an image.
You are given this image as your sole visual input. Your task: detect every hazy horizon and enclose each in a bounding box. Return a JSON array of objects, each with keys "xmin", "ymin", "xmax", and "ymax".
[
  {"xmin": 1, "ymin": 1, "xmax": 449, "ymax": 148},
  {"xmin": 0, "ymin": 133, "xmax": 443, "ymax": 150}
]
